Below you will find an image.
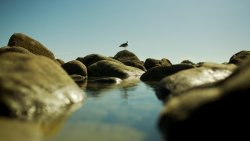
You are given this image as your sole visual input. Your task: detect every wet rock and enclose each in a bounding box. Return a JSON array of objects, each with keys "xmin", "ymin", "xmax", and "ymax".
[
  {"xmin": 144, "ymin": 58, "xmax": 172, "ymax": 70},
  {"xmin": 158, "ymin": 58, "xmax": 250, "ymax": 141},
  {"xmin": 56, "ymin": 59, "xmax": 65, "ymax": 65},
  {"xmin": 70, "ymin": 74, "xmax": 87, "ymax": 83},
  {"xmin": 229, "ymin": 50, "xmax": 250, "ymax": 65},
  {"xmin": 181, "ymin": 60, "xmax": 195, "ymax": 65},
  {"xmin": 0, "ymin": 53, "xmax": 84, "ymax": 121},
  {"xmin": 89, "ymin": 77, "xmax": 122, "ymax": 84},
  {"xmin": 76, "ymin": 54, "xmax": 121, "ymax": 67},
  {"xmin": 140, "ymin": 64, "xmax": 194, "ymax": 82},
  {"xmin": 157, "ymin": 63, "xmax": 236, "ymax": 100},
  {"xmin": 8, "ymin": 33, "xmax": 55, "ymax": 60},
  {"xmin": 0, "ymin": 46, "xmax": 33, "ymax": 55},
  {"xmin": 114, "ymin": 50, "xmax": 146, "ymax": 71},
  {"xmin": 62, "ymin": 60, "xmax": 87, "ymax": 77},
  {"xmin": 88, "ymin": 60, "xmax": 144, "ymax": 79}
]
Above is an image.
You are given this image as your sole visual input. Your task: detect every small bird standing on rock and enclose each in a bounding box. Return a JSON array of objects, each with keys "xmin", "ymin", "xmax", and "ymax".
[{"xmin": 119, "ymin": 41, "xmax": 128, "ymax": 49}]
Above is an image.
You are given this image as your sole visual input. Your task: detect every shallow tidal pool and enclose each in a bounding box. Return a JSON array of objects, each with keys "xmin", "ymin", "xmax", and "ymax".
[{"xmin": 1, "ymin": 79, "xmax": 163, "ymax": 141}]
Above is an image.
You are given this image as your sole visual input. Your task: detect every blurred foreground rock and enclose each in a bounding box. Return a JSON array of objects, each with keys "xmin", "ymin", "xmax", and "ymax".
[
  {"xmin": 0, "ymin": 53, "xmax": 84, "ymax": 121},
  {"xmin": 158, "ymin": 57, "xmax": 250, "ymax": 141}
]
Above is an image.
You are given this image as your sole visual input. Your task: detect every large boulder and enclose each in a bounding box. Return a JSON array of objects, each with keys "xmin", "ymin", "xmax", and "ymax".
[
  {"xmin": 114, "ymin": 50, "xmax": 146, "ymax": 71},
  {"xmin": 62, "ymin": 60, "xmax": 87, "ymax": 77},
  {"xmin": 144, "ymin": 58, "xmax": 172, "ymax": 70},
  {"xmin": 88, "ymin": 60, "xmax": 144, "ymax": 79},
  {"xmin": 76, "ymin": 54, "xmax": 121, "ymax": 67},
  {"xmin": 158, "ymin": 58, "xmax": 250, "ymax": 141},
  {"xmin": 140, "ymin": 64, "xmax": 194, "ymax": 81},
  {"xmin": 229, "ymin": 50, "xmax": 250, "ymax": 65},
  {"xmin": 8, "ymin": 33, "xmax": 55, "ymax": 60},
  {"xmin": 0, "ymin": 53, "xmax": 84, "ymax": 121},
  {"xmin": 0, "ymin": 46, "xmax": 33, "ymax": 55},
  {"xmin": 157, "ymin": 62, "xmax": 236, "ymax": 101}
]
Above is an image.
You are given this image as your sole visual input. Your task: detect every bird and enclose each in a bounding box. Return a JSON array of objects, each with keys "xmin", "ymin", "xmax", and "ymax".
[{"xmin": 119, "ymin": 41, "xmax": 128, "ymax": 49}]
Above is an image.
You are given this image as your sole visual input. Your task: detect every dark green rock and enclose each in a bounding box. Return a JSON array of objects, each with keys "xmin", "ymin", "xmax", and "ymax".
[
  {"xmin": 62, "ymin": 60, "xmax": 87, "ymax": 76},
  {"xmin": 229, "ymin": 50, "xmax": 250, "ymax": 65},
  {"xmin": 76, "ymin": 54, "xmax": 121, "ymax": 67},
  {"xmin": 144, "ymin": 58, "xmax": 172, "ymax": 70}
]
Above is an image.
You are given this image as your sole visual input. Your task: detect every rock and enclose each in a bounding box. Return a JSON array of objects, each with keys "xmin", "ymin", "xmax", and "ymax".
[
  {"xmin": 229, "ymin": 50, "xmax": 250, "ymax": 65},
  {"xmin": 0, "ymin": 53, "xmax": 84, "ymax": 121},
  {"xmin": 8, "ymin": 33, "xmax": 55, "ymax": 60},
  {"xmin": 121, "ymin": 60, "xmax": 146, "ymax": 71},
  {"xmin": 88, "ymin": 60, "xmax": 144, "ymax": 79},
  {"xmin": 76, "ymin": 54, "xmax": 121, "ymax": 67},
  {"xmin": 158, "ymin": 58, "xmax": 250, "ymax": 141},
  {"xmin": 62, "ymin": 60, "xmax": 87, "ymax": 77},
  {"xmin": 140, "ymin": 64, "xmax": 194, "ymax": 81},
  {"xmin": 114, "ymin": 50, "xmax": 146, "ymax": 71},
  {"xmin": 0, "ymin": 46, "xmax": 33, "ymax": 55},
  {"xmin": 70, "ymin": 74, "xmax": 87, "ymax": 83},
  {"xmin": 181, "ymin": 60, "xmax": 195, "ymax": 65},
  {"xmin": 144, "ymin": 58, "xmax": 172, "ymax": 70},
  {"xmin": 56, "ymin": 59, "xmax": 65, "ymax": 65},
  {"xmin": 89, "ymin": 77, "xmax": 122, "ymax": 84},
  {"xmin": 157, "ymin": 62, "xmax": 236, "ymax": 101}
]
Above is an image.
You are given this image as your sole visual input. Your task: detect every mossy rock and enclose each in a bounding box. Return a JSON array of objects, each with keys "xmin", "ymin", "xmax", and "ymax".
[
  {"xmin": 0, "ymin": 46, "xmax": 33, "ymax": 55},
  {"xmin": 62, "ymin": 60, "xmax": 87, "ymax": 76},
  {"xmin": 8, "ymin": 33, "xmax": 55, "ymax": 60},
  {"xmin": 0, "ymin": 53, "xmax": 84, "ymax": 121},
  {"xmin": 144, "ymin": 58, "xmax": 172, "ymax": 70},
  {"xmin": 140, "ymin": 64, "xmax": 194, "ymax": 82},
  {"xmin": 158, "ymin": 58, "xmax": 250, "ymax": 141},
  {"xmin": 122, "ymin": 60, "xmax": 146, "ymax": 71},
  {"xmin": 229, "ymin": 50, "xmax": 250, "ymax": 65},
  {"xmin": 76, "ymin": 54, "xmax": 121, "ymax": 67},
  {"xmin": 88, "ymin": 60, "xmax": 144, "ymax": 79}
]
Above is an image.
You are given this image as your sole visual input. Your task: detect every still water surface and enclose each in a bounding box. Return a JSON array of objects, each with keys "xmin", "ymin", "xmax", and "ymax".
[{"xmin": 0, "ymin": 79, "xmax": 163, "ymax": 141}]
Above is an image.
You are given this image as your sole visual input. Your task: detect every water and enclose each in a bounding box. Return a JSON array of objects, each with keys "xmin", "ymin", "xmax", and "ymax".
[{"xmin": 0, "ymin": 79, "xmax": 163, "ymax": 141}]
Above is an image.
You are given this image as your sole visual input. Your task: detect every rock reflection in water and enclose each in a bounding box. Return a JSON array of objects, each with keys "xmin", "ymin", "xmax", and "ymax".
[{"xmin": 47, "ymin": 80, "xmax": 162, "ymax": 141}]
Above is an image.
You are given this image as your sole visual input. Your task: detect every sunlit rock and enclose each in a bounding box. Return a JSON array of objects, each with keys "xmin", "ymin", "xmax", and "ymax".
[
  {"xmin": 157, "ymin": 62, "xmax": 236, "ymax": 101},
  {"xmin": 140, "ymin": 64, "xmax": 194, "ymax": 82},
  {"xmin": 0, "ymin": 46, "xmax": 33, "ymax": 55},
  {"xmin": 158, "ymin": 57, "xmax": 250, "ymax": 141},
  {"xmin": 88, "ymin": 60, "xmax": 144, "ymax": 79},
  {"xmin": 8, "ymin": 33, "xmax": 55, "ymax": 60},
  {"xmin": 0, "ymin": 53, "xmax": 85, "ymax": 121}
]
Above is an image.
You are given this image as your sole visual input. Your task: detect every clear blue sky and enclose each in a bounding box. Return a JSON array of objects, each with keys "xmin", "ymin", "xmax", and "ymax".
[{"xmin": 1, "ymin": 0, "xmax": 250, "ymax": 63}]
